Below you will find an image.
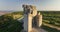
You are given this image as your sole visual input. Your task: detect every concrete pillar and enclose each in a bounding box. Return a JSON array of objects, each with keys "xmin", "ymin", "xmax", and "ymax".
[
  {"xmin": 24, "ymin": 14, "xmax": 28, "ymax": 32},
  {"xmin": 37, "ymin": 12, "xmax": 42, "ymax": 27},
  {"xmin": 24, "ymin": 14, "xmax": 32, "ymax": 32},
  {"xmin": 38, "ymin": 15, "xmax": 42, "ymax": 27},
  {"xmin": 28, "ymin": 14, "xmax": 32, "ymax": 32}
]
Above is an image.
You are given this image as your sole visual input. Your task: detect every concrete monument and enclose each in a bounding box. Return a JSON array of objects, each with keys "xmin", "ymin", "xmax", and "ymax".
[{"xmin": 22, "ymin": 5, "xmax": 42, "ymax": 32}]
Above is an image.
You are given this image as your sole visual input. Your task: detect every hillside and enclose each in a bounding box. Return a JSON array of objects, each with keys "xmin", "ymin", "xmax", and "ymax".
[
  {"xmin": 0, "ymin": 11, "xmax": 23, "ymax": 32},
  {"xmin": 0, "ymin": 11, "xmax": 60, "ymax": 32}
]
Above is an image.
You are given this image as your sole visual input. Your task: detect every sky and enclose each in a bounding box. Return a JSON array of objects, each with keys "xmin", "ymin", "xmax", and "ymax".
[{"xmin": 0, "ymin": 0, "xmax": 60, "ymax": 11}]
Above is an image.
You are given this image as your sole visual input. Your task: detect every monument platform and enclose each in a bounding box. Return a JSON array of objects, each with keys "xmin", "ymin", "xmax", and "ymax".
[{"xmin": 21, "ymin": 27, "xmax": 47, "ymax": 32}]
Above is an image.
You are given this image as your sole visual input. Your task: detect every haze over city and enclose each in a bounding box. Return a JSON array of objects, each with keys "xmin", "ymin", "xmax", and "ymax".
[{"xmin": 0, "ymin": 0, "xmax": 60, "ymax": 11}]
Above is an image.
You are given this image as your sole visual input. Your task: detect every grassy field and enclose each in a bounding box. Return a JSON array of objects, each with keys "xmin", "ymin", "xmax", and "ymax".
[{"xmin": 0, "ymin": 11, "xmax": 60, "ymax": 32}]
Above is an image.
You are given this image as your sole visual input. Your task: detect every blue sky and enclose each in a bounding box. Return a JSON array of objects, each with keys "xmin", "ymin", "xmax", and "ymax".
[
  {"xmin": 0, "ymin": 0, "xmax": 20, "ymax": 11},
  {"xmin": 0, "ymin": 0, "xmax": 60, "ymax": 11}
]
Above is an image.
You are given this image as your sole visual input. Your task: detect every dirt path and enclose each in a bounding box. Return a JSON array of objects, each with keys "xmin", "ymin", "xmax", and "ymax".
[{"xmin": 43, "ymin": 22, "xmax": 60, "ymax": 30}]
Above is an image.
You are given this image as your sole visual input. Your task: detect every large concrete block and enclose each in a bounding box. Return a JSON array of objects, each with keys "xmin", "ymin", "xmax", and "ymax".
[
  {"xmin": 28, "ymin": 14, "xmax": 32, "ymax": 32},
  {"xmin": 24, "ymin": 14, "xmax": 28, "ymax": 31}
]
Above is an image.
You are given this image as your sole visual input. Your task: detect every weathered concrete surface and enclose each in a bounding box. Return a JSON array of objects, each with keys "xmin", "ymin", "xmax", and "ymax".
[
  {"xmin": 21, "ymin": 27, "xmax": 47, "ymax": 32},
  {"xmin": 22, "ymin": 5, "xmax": 43, "ymax": 32},
  {"xmin": 31, "ymin": 27, "xmax": 47, "ymax": 32}
]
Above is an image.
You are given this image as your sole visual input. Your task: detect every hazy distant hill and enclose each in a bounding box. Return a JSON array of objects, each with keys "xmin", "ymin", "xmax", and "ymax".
[
  {"xmin": 0, "ymin": 11, "xmax": 16, "ymax": 16},
  {"xmin": 0, "ymin": 12, "xmax": 9, "ymax": 16}
]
